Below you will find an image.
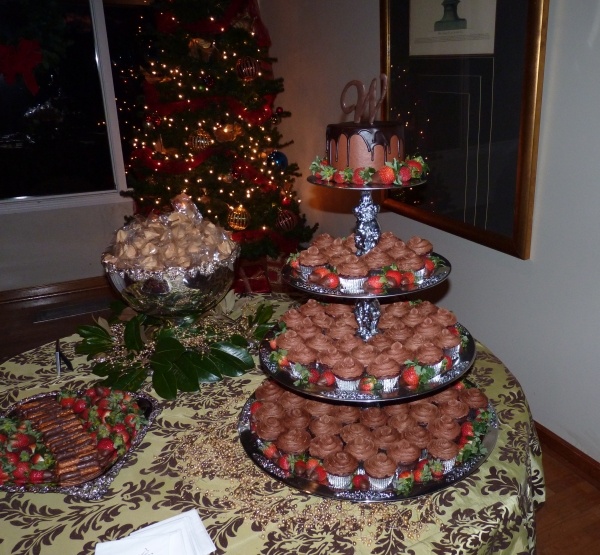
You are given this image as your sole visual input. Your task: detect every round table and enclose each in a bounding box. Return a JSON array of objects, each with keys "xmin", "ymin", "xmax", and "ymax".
[{"xmin": 0, "ymin": 294, "xmax": 545, "ymax": 555}]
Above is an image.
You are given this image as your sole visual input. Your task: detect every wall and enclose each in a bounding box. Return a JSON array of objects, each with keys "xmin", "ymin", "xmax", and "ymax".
[{"xmin": 260, "ymin": 0, "xmax": 600, "ymax": 461}]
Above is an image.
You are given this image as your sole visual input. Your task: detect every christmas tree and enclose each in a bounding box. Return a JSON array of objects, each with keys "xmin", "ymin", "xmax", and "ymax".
[{"xmin": 120, "ymin": 0, "xmax": 316, "ymax": 260}]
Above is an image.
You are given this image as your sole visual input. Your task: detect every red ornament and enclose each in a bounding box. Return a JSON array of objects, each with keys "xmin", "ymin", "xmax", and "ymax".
[{"xmin": 281, "ymin": 195, "xmax": 292, "ymax": 206}]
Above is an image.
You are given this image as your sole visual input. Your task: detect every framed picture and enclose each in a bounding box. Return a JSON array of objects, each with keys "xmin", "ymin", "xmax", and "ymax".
[{"xmin": 380, "ymin": 0, "xmax": 549, "ymax": 259}]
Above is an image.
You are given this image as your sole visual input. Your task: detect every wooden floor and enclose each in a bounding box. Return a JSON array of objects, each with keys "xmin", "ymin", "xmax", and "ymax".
[{"xmin": 1, "ymin": 278, "xmax": 600, "ymax": 553}]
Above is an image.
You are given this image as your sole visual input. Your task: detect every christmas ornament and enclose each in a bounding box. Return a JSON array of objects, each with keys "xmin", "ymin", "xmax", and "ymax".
[
  {"xmin": 236, "ymin": 56, "xmax": 260, "ymax": 81},
  {"xmin": 276, "ymin": 209, "xmax": 299, "ymax": 232},
  {"xmin": 267, "ymin": 150, "xmax": 288, "ymax": 170},
  {"xmin": 188, "ymin": 129, "xmax": 213, "ymax": 151},
  {"xmin": 214, "ymin": 123, "xmax": 243, "ymax": 142},
  {"xmin": 228, "ymin": 205, "xmax": 250, "ymax": 230}
]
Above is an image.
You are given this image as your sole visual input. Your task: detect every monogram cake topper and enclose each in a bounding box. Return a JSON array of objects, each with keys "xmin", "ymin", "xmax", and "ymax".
[{"xmin": 340, "ymin": 73, "xmax": 388, "ymax": 124}]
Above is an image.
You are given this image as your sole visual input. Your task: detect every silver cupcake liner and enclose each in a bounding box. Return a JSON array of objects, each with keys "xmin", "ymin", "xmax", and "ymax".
[{"xmin": 327, "ymin": 472, "xmax": 353, "ymax": 490}]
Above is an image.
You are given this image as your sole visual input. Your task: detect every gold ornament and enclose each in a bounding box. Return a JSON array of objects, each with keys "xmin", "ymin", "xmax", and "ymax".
[
  {"xmin": 188, "ymin": 129, "xmax": 213, "ymax": 151},
  {"xmin": 214, "ymin": 123, "xmax": 243, "ymax": 142},
  {"xmin": 236, "ymin": 56, "xmax": 260, "ymax": 81},
  {"xmin": 228, "ymin": 205, "xmax": 250, "ymax": 230}
]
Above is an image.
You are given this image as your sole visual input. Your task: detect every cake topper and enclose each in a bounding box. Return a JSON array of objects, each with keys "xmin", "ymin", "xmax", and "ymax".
[{"xmin": 340, "ymin": 74, "xmax": 388, "ymax": 124}]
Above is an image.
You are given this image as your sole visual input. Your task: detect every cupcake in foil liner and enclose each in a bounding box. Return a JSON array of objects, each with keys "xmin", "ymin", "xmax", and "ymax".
[
  {"xmin": 367, "ymin": 474, "xmax": 395, "ymax": 491},
  {"xmin": 377, "ymin": 376, "xmax": 399, "ymax": 392},
  {"xmin": 334, "ymin": 377, "xmax": 360, "ymax": 391},
  {"xmin": 326, "ymin": 472, "xmax": 353, "ymax": 490},
  {"xmin": 338, "ymin": 276, "xmax": 367, "ymax": 294}
]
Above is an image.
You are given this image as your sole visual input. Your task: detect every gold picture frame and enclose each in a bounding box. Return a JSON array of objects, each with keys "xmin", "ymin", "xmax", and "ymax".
[{"xmin": 380, "ymin": 0, "xmax": 549, "ymax": 259}]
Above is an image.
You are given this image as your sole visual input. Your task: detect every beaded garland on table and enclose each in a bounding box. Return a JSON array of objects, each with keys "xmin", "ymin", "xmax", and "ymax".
[{"xmin": 176, "ymin": 386, "xmax": 438, "ymax": 545}]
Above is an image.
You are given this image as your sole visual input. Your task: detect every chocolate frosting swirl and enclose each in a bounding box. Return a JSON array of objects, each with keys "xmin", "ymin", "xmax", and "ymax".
[
  {"xmin": 307, "ymin": 332, "xmax": 333, "ymax": 353},
  {"xmin": 340, "ymin": 423, "xmax": 370, "ymax": 443},
  {"xmin": 383, "ymin": 324, "xmax": 413, "ymax": 343},
  {"xmin": 332, "ymin": 356, "xmax": 364, "ymax": 380},
  {"xmin": 382, "ymin": 301, "xmax": 412, "ymax": 318},
  {"xmin": 436, "ymin": 327, "xmax": 462, "ymax": 350},
  {"xmin": 337, "ymin": 258, "xmax": 368, "ymax": 278},
  {"xmin": 276, "ymin": 428, "xmax": 312, "ymax": 455},
  {"xmin": 254, "ymin": 379, "xmax": 285, "ymax": 402},
  {"xmin": 324, "ymin": 302, "xmax": 355, "ymax": 318},
  {"xmin": 382, "ymin": 343, "xmax": 413, "ymax": 366},
  {"xmin": 428, "ymin": 414, "xmax": 461, "ymax": 440},
  {"xmin": 305, "ymin": 399, "xmax": 335, "ymax": 417},
  {"xmin": 402, "ymin": 424, "xmax": 431, "ymax": 449},
  {"xmin": 319, "ymin": 348, "xmax": 346, "ymax": 369},
  {"xmin": 360, "ymin": 407, "xmax": 389, "ymax": 429},
  {"xmin": 387, "ymin": 413, "xmax": 417, "ymax": 434},
  {"xmin": 431, "ymin": 307, "xmax": 458, "ymax": 327},
  {"xmin": 283, "ymin": 407, "xmax": 311, "ymax": 429},
  {"xmin": 388, "ymin": 438, "xmax": 421, "ymax": 465},
  {"xmin": 310, "ymin": 415, "xmax": 342, "ymax": 437},
  {"xmin": 275, "ymin": 329, "xmax": 300, "ymax": 351},
  {"xmin": 333, "ymin": 405, "xmax": 361, "ymax": 424},
  {"xmin": 254, "ymin": 400, "xmax": 285, "ymax": 421},
  {"xmin": 415, "ymin": 317, "xmax": 443, "ymax": 340},
  {"xmin": 363, "ymin": 452, "xmax": 397, "ymax": 479},
  {"xmin": 344, "ymin": 435, "xmax": 378, "ymax": 462},
  {"xmin": 323, "ymin": 451, "xmax": 359, "ymax": 476},
  {"xmin": 367, "ymin": 353, "xmax": 400, "ymax": 379},
  {"xmin": 310, "ymin": 233, "xmax": 335, "ymax": 249},
  {"xmin": 402, "ymin": 308, "xmax": 424, "ymax": 328},
  {"xmin": 371, "ymin": 426, "xmax": 400, "ymax": 450},
  {"xmin": 280, "ymin": 309, "xmax": 305, "ymax": 330},
  {"xmin": 396, "ymin": 252, "xmax": 425, "ymax": 272},
  {"xmin": 427, "ymin": 438, "xmax": 460, "ymax": 461},
  {"xmin": 255, "ymin": 416, "xmax": 286, "ymax": 441},
  {"xmin": 279, "ymin": 390, "xmax": 307, "ymax": 410},
  {"xmin": 309, "ymin": 434, "xmax": 344, "ymax": 459},
  {"xmin": 409, "ymin": 401, "xmax": 439, "ymax": 425},
  {"xmin": 299, "ymin": 298, "xmax": 326, "ymax": 317},
  {"xmin": 440, "ymin": 399, "xmax": 470, "ymax": 421},
  {"xmin": 287, "ymin": 343, "xmax": 317, "ymax": 366},
  {"xmin": 407, "ymin": 235, "xmax": 433, "ymax": 255},
  {"xmin": 416, "ymin": 342, "xmax": 444, "ymax": 366},
  {"xmin": 298, "ymin": 245, "xmax": 328, "ymax": 266},
  {"xmin": 351, "ymin": 343, "xmax": 378, "ymax": 368},
  {"xmin": 460, "ymin": 388, "xmax": 489, "ymax": 409}
]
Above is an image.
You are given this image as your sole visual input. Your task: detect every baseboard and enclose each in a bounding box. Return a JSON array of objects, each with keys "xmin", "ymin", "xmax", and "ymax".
[
  {"xmin": 0, "ymin": 276, "xmax": 111, "ymax": 305},
  {"xmin": 535, "ymin": 422, "xmax": 600, "ymax": 490}
]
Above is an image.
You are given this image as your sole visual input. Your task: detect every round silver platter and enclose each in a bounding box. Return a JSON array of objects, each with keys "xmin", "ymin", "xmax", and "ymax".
[
  {"xmin": 307, "ymin": 175, "xmax": 426, "ymax": 190},
  {"xmin": 0, "ymin": 391, "xmax": 161, "ymax": 500},
  {"xmin": 259, "ymin": 323, "xmax": 476, "ymax": 404},
  {"xmin": 238, "ymin": 392, "xmax": 498, "ymax": 503},
  {"xmin": 282, "ymin": 252, "xmax": 451, "ymax": 299}
]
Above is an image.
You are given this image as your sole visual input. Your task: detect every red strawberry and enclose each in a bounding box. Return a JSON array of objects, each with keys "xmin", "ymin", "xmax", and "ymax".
[
  {"xmin": 413, "ymin": 461, "xmax": 432, "ymax": 483},
  {"xmin": 97, "ymin": 438, "xmax": 115, "ymax": 454},
  {"xmin": 95, "ymin": 386, "xmax": 111, "ymax": 398},
  {"xmin": 400, "ymin": 272, "xmax": 415, "ymax": 286},
  {"xmin": 398, "ymin": 165, "xmax": 412, "ymax": 182},
  {"xmin": 309, "ymin": 465, "xmax": 327, "ymax": 483},
  {"xmin": 352, "ymin": 474, "xmax": 370, "ymax": 491},
  {"xmin": 83, "ymin": 387, "xmax": 98, "ymax": 399},
  {"xmin": 309, "ymin": 266, "xmax": 330, "ymax": 282},
  {"xmin": 430, "ymin": 459, "xmax": 444, "ymax": 480},
  {"xmin": 385, "ymin": 268, "xmax": 403, "ymax": 287},
  {"xmin": 376, "ymin": 165, "xmax": 396, "ymax": 185},
  {"xmin": 333, "ymin": 169, "xmax": 351, "ymax": 184},
  {"xmin": 294, "ymin": 460, "xmax": 307, "ymax": 476},
  {"xmin": 59, "ymin": 393, "xmax": 76, "ymax": 409},
  {"xmin": 448, "ymin": 325, "xmax": 460, "ymax": 336},
  {"xmin": 453, "ymin": 379, "xmax": 466, "ymax": 389},
  {"xmin": 407, "ymin": 158, "xmax": 424, "ymax": 177},
  {"xmin": 3, "ymin": 451, "xmax": 19, "ymax": 466},
  {"xmin": 28, "ymin": 469, "xmax": 46, "ymax": 484},
  {"xmin": 352, "ymin": 167, "xmax": 375, "ymax": 185},
  {"xmin": 73, "ymin": 399, "xmax": 88, "ymax": 414},
  {"xmin": 305, "ymin": 457, "xmax": 321, "ymax": 473},
  {"xmin": 0, "ymin": 469, "xmax": 9, "ymax": 485},
  {"xmin": 124, "ymin": 413, "xmax": 146, "ymax": 430},
  {"xmin": 424, "ymin": 257, "xmax": 436, "ymax": 273},
  {"xmin": 262, "ymin": 443, "xmax": 279, "ymax": 460},
  {"xmin": 9, "ymin": 433, "xmax": 34, "ymax": 452},
  {"xmin": 12, "ymin": 461, "xmax": 30, "ymax": 482},
  {"xmin": 319, "ymin": 272, "xmax": 340, "ymax": 289},
  {"xmin": 277, "ymin": 454, "xmax": 291, "ymax": 471},
  {"xmin": 318, "ymin": 369, "xmax": 336, "ymax": 387},
  {"xmin": 402, "ymin": 366, "xmax": 420, "ymax": 388},
  {"xmin": 442, "ymin": 355, "xmax": 453, "ymax": 370},
  {"xmin": 364, "ymin": 274, "xmax": 385, "ymax": 292},
  {"xmin": 358, "ymin": 376, "xmax": 378, "ymax": 392},
  {"xmin": 307, "ymin": 367, "xmax": 320, "ymax": 384},
  {"xmin": 249, "ymin": 401, "xmax": 263, "ymax": 417}
]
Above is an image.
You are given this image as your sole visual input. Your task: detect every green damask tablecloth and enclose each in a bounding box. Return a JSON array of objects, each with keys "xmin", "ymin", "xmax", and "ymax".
[{"xmin": 0, "ymin": 295, "xmax": 545, "ymax": 555}]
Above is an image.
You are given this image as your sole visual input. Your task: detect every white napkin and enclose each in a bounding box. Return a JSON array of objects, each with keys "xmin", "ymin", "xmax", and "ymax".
[{"xmin": 95, "ymin": 509, "xmax": 216, "ymax": 555}]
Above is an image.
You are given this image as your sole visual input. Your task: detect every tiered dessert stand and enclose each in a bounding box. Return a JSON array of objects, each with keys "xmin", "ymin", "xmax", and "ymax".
[{"xmin": 238, "ymin": 178, "xmax": 498, "ymax": 502}]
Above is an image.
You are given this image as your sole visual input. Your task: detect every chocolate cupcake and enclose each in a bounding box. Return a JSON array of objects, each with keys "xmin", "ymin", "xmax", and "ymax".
[
  {"xmin": 428, "ymin": 414, "xmax": 461, "ymax": 441},
  {"xmin": 283, "ymin": 407, "xmax": 312, "ymax": 430},
  {"xmin": 416, "ymin": 342, "xmax": 445, "ymax": 376},
  {"xmin": 429, "ymin": 387, "xmax": 459, "ymax": 405},
  {"xmin": 439, "ymin": 399, "xmax": 470, "ymax": 423},
  {"xmin": 298, "ymin": 298, "xmax": 326, "ymax": 318},
  {"xmin": 305, "ymin": 399, "xmax": 335, "ymax": 417},
  {"xmin": 327, "ymin": 323, "xmax": 359, "ymax": 342},
  {"xmin": 351, "ymin": 343, "xmax": 378, "ymax": 369},
  {"xmin": 403, "ymin": 424, "xmax": 432, "ymax": 451},
  {"xmin": 407, "ymin": 235, "xmax": 433, "ymax": 256},
  {"xmin": 310, "ymin": 233, "xmax": 335, "ymax": 250},
  {"xmin": 309, "ymin": 434, "xmax": 344, "ymax": 459},
  {"xmin": 436, "ymin": 327, "xmax": 462, "ymax": 359},
  {"xmin": 402, "ymin": 308, "xmax": 424, "ymax": 328},
  {"xmin": 383, "ymin": 323, "xmax": 414, "ymax": 344},
  {"xmin": 254, "ymin": 400, "xmax": 285, "ymax": 421},
  {"xmin": 431, "ymin": 307, "xmax": 458, "ymax": 328},
  {"xmin": 280, "ymin": 309, "xmax": 306, "ymax": 330},
  {"xmin": 276, "ymin": 428, "xmax": 311, "ymax": 455},
  {"xmin": 309, "ymin": 414, "xmax": 342, "ymax": 437},
  {"xmin": 371, "ymin": 426, "xmax": 400, "ymax": 451},
  {"xmin": 382, "ymin": 301, "xmax": 412, "ymax": 318},
  {"xmin": 427, "ymin": 437, "xmax": 460, "ymax": 473},
  {"xmin": 363, "ymin": 452, "xmax": 397, "ymax": 490},
  {"xmin": 255, "ymin": 416, "xmax": 286, "ymax": 441},
  {"xmin": 409, "ymin": 401, "xmax": 439, "ymax": 426},
  {"xmin": 323, "ymin": 451, "xmax": 359, "ymax": 489},
  {"xmin": 332, "ymin": 356, "xmax": 364, "ymax": 391},
  {"xmin": 387, "ymin": 412, "xmax": 417, "ymax": 435},
  {"xmin": 388, "ymin": 438, "xmax": 421, "ymax": 471},
  {"xmin": 298, "ymin": 246, "xmax": 328, "ymax": 280},
  {"xmin": 254, "ymin": 379, "xmax": 285, "ymax": 403},
  {"xmin": 335, "ymin": 335, "xmax": 364, "ymax": 354},
  {"xmin": 279, "ymin": 390, "xmax": 307, "ymax": 410},
  {"xmin": 382, "ymin": 342, "xmax": 413, "ymax": 368},
  {"xmin": 359, "ymin": 407, "xmax": 388, "ymax": 429},
  {"xmin": 344, "ymin": 435, "xmax": 378, "ymax": 463},
  {"xmin": 367, "ymin": 333, "xmax": 394, "ymax": 351},
  {"xmin": 367, "ymin": 354, "xmax": 400, "ymax": 392},
  {"xmin": 307, "ymin": 332, "xmax": 333, "ymax": 354},
  {"xmin": 294, "ymin": 318, "xmax": 322, "ymax": 341},
  {"xmin": 332, "ymin": 405, "xmax": 361, "ymax": 425},
  {"xmin": 319, "ymin": 348, "xmax": 346, "ymax": 371},
  {"xmin": 340, "ymin": 423, "xmax": 370, "ymax": 444},
  {"xmin": 324, "ymin": 302, "xmax": 355, "ymax": 318},
  {"xmin": 336, "ymin": 258, "xmax": 368, "ymax": 293},
  {"xmin": 415, "ymin": 317, "xmax": 443, "ymax": 341},
  {"xmin": 383, "ymin": 402, "xmax": 411, "ymax": 418},
  {"xmin": 460, "ymin": 387, "xmax": 489, "ymax": 410},
  {"xmin": 311, "ymin": 312, "xmax": 335, "ymax": 332}
]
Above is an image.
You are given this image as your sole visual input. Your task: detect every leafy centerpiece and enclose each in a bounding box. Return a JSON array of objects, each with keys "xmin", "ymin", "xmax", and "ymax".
[{"xmin": 76, "ymin": 293, "xmax": 275, "ymax": 400}]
